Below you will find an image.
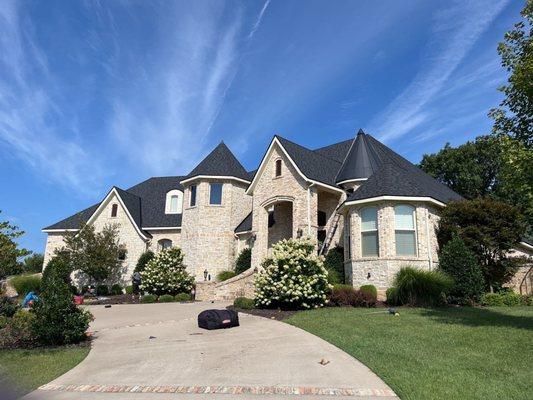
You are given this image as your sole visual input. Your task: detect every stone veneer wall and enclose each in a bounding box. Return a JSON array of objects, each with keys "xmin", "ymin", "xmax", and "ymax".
[
  {"xmin": 43, "ymin": 233, "xmax": 67, "ymax": 268},
  {"xmin": 195, "ymin": 268, "xmax": 256, "ymax": 301},
  {"xmin": 250, "ymin": 144, "xmax": 319, "ymax": 268},
  {"xmin": 181, "ymin": 179, "xmax": 252, "ymax": 280},
  {"xmin": 147, "ymin": 230, "xmax": 182, "ymax": 253},
  {"xmin": 344, "ymin": 201, "xmax": 440, "ymax": 293}
]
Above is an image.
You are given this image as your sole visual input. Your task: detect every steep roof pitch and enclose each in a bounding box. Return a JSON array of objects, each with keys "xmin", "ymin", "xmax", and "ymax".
[
  {"xmin": 335, "ymin": 129, "xmax": 382, "ymax": 183},
  {"xmin": 183, "ymin": 142, "xmax": 250, "ymax": 182},
  {"xmin": 275, "ymin": 135, "xmax": 342, "ymax": 187},
  {"xmin": 43, "ymin": 204, "xmax": 100, "ymax": 230},
  {"xmin": 235, "ymin": 212, "xmax": 252, "ymax": 233},
  {"xmin": 313, "ymin": 138, "xmax": 354, "ymax": 163}
]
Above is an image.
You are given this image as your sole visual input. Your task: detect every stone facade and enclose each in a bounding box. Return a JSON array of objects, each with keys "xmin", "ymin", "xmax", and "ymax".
[
  {"xmin": 343, "ymin": 201, "xmax": 440, "ymax": 294},
  {"xmin": 195, "ymin": 268, "xmax": 256, "ymax": 301},
  {"xmin": 147, "ymin": 230, "xmax": 182, "ymax": 252},
  {"xmin": 43, "ymin": 232, "xmax": 67, "ymax": 268},
  {"xmin": 180, "ymin": 179, "xmax": 252, "ymax": 280}
]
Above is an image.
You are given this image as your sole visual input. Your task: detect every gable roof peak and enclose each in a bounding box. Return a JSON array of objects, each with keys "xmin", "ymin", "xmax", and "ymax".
[{"xmin": 356, "ymin": 128, "xmax": 365, "ymax": 136}]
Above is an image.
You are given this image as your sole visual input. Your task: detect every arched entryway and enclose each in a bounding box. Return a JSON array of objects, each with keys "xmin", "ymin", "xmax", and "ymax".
[{"xmin": 267, "ymin": 200, "xmax": 294, "ymax": 249}]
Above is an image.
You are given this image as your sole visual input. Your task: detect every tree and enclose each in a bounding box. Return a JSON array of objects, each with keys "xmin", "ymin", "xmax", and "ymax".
[
  {"xmin": 324, "ymin": 246, "xmax": 345, "ymax": 284},
  {"xmin": 61, "ymin": 223, "xmax": 125, "ymax": 286},
  {"xmin": 437, "ymin": 198, "xmax": 526, "ymax": 291},
  {"xmin": 32, "ymin": 255, "xmax": 92, "ymax": 345},
  {"xmin": 0, "ymin": 210, "xmax": 31, "ymax": 279},
  {"xmin": 235, "ymin": 247, "xmax": 251, "ymax": 274},
  {"xmin": 140, "ymin": 247, "xmax": 194, "ymax": 295},
  {"xmin": 419, "ymin": 136, "xmax": 501, "ymax": 199},
  {"xmin": 135, "ymin": 250, "xmax": 154, "ymax": 273},
  {"xmin": 439, "ymin": 236, "xmax": 485, "ymax": 304},
  {"xmin": 23, "ymin": 253, "xmax": 44, "ymax": 273},
  {"xmin": 489, "ymin": 1, "xmax": 532, "ymax": 148}
]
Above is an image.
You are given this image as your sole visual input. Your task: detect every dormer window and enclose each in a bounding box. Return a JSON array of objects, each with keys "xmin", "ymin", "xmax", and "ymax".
[
  {"xmin": 165, "ymin": 190, "xmax": 183, "ymax": 214},
  {"xmin": 111, "ymin": 204, "xmax": 118, "ymax": 218},
  {"xmin": 275, "ymin": 159, "xmax": 282, "ymax": 177}
]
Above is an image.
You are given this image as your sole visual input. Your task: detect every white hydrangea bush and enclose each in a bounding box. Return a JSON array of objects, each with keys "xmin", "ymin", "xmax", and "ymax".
[
  {"xmin": 254, "ymin": 237, "xmax": 331, "ymax": 309},
  {"xmin": 140, "ymin": 247, "xmax": 194, "ymax": 295}
]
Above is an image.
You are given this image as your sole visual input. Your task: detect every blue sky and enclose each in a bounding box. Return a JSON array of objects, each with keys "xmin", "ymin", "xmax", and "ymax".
[{"xmin": 0, "ymin": 0, "xmax": 523, "ymax": 253}]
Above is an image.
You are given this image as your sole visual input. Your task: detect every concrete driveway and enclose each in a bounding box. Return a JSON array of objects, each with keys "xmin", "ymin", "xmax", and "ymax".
[{"xmin": 25, "ymin": 302, "xmax": 396, "ymax": 399}]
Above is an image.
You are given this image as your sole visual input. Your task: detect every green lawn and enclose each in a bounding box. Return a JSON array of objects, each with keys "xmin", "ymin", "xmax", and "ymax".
[
  {"xmin": 0, "ymin": 345, "xmax": 90, "ymax": 396},
  {"xmin": 286, "ymin": 306, "xmax": 533, "ymax": 400}
]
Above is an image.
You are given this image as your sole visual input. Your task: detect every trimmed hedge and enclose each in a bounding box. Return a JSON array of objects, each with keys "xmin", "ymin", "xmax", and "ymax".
[
  {"xmin": 481, "ymin": 292, "xmax": 530, "ymax": 307},
  {"xmin": 359, "ymin": 285, "xmax": 377, "ymax": 300},
  {"xmin": 10, "ymin": 274, "xmax": 41, "ymax": 296},
  {"xmin": 175, "ymin": 293, "xmax": 192, "ymax": 302},
  {"xmin": 158, "ymin": 294, "xmax": 175, "ymax": 303},
  {"xmin": 140, "ymin": 294, "xmax": 157, "ymax": 303},
  {"xmin": 234, "ymin": 297, "xmax": 254, "ymax": 309}
]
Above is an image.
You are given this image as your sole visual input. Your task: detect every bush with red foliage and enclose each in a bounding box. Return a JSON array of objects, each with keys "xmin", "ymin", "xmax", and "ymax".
[{"xmin": 329, "ymin": 285, "xmax": 376, "ymax": 307}]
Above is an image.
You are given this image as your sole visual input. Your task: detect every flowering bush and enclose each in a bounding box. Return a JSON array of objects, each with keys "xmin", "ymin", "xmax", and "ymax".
[
  {"xmin": 140, "ymin": 247, "xmax": 194, "ymax": 296},
  {"xmin": 254, "ymin": 237, "xmax": 330, "ymax": 309}
]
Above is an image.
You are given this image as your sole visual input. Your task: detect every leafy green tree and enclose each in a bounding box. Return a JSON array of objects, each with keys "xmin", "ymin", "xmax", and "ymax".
[
  {"xmin": 324, "ymin": 246, "xmax": 345, "ymax": 284},
  {"xmin": 419, "ymin": 136, "xmax": 501, "ymax": 199},
  {"xmin": 61, "ymin": 223, "xmax": 125, "ymax": 286},
  {"xmin": 437, "ymin": 198, "xmax": 525, "ymax": 292},
  {"xmin": 23, "ymin": 253, "xmax": 44, "ymax": 273},
  {"xmin": 0, "ymin": 210, "xmax": 30, "ymax": 279},
  {"xmin": 489, "ymin": 1, "xmax": 532, "ymax": 148},
  {"xmin": 439, "ymin": 236, "xmax": 485, "ymax": 305}
]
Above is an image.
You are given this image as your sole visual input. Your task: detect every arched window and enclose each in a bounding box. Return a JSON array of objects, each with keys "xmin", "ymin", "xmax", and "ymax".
[
  {"xmin": 275, "ymin": 159, "xmax": 282, "ymax": 177},
  {"xmin": 394, "ymin": 205, "xmax": 417, "ymax": 256},
  {"xmin": 165, "ymin": 190, "xmax": 183, "ymax": 214},
  {"xmin": 111, "ymin": 203, "xmax": 118, "ymax": 218},
  {"xmin": 361, "ymin": 207, "xmax": 378, "ymax": 257},
  {"xmin": 158, "ymin": 239, "xmax": 173, "ymax": 251}
]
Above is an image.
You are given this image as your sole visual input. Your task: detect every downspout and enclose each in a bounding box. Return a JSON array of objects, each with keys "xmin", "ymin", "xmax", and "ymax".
[
  {"xmin": 425, "ymin": 207, "xmax": 433, "ymax": 270},
  {"xmin": 307, "ymin": 182, "xmax": 315, "ymax": 236}
]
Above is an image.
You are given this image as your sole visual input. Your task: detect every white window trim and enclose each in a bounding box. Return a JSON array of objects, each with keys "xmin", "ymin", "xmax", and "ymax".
[
  {"xmin": 394, "ymin": 204, "xmax": 418, "ymax": 257},
  {"xmin": 209, "ymin": 182, "xmax": 223, "ymax": 205},
  {"xmin": 343, "ymin": 196, "xmax": 445, "ymax": 208},
  {"xmin": 110, "ymin": 203, "xmax": 119, "ymax": 218},
  {"xmin": 165, "ymin": 190, "xmax": 183, "ymax": 214},
  {"xmin": 360, "ymin": 206, "xmax": 379, "ymax": 257},
  {"xmin": 189, "ymin": 185, "xmax": 198, "ymax": 207}
]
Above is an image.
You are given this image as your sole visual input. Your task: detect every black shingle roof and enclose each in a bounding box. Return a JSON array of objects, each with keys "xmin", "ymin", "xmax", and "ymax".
[
  {"xmin": 276, "ymin": 136, "xmax": 341, "ymax": 187},
  {"xmin": 335, "ymin": 130, "xmax": 382, "ymax": 183},
  {"xmin": 313, "ymin": 139, "xmax": 354, "ymax": 163},
  {"xmin": 184, "ymin": 142, "xmax": 250, "ymax": 181},
  {"xmin": 235, "ymin": 212, "xmax": 252, "ymax": 233},
  {"xmin": 43, "ymin": 204, "xmax": 99, "ymax": 230}
]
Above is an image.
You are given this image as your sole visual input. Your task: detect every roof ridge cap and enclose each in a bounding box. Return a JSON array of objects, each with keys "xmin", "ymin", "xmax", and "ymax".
[{"xmin": 276, "ymin": 135, "xmax": 342, "ymax": 165}]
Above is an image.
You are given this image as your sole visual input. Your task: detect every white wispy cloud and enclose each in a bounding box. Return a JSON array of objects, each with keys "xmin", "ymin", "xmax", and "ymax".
[
  {"xmin": 368, "ymin": 0, "xmax": 510, "ymax": 142},
  {"xmin": 247, "ymin": 0, "xmax": 270, "ymax": 40},
  {"xmin": 0, "ymin": 0, "xmax": 104, "ymax": 195}
]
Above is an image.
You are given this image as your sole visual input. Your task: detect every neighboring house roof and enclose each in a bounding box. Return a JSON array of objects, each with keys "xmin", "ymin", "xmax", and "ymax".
[
  {"xmin": 235, "ymin": 212, "xmax": 253, "ymax": 233},
  {"xmin": 182, "ymin": 142, "xmax": 250, "ymax": 182}
]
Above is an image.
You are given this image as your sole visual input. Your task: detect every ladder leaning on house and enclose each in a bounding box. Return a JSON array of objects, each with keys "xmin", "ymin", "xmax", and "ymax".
[{"xmin": 319, "ymin": 212, "xmax": 342, "ymax": 256}]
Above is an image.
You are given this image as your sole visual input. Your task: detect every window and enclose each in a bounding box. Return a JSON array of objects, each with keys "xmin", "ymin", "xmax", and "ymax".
[
  {"xmin": 158, "ymin": 239, "xmax": 173, "ymax": 251},
  {"xmin": 317, "ymin": 210, "xmax": 327, "ymax": 227},
  {"xmin": 111, "ymin": 203, "xmax": 118, "ymax": 218},
  {"xmin": 209, "ymin": 183, "xmax": 223, "ymax": 205},
  {"xmin": 165, "ymin": 190, "xmax": 183, "ymax": 214},
  {"xmin": 118, "ymin": 246, "xmax": 127, "ymax": 261},
  {"xmin": 395, "ymin": 205, "xmax": 417, "ymax": 256},
  {"xmin": 190, "ymin": 185, "xmax": 197, "ymax": 207},
  {"xmin": 275, "ymin": 159, "xmax": 282, "ymax": 177},
  {"xmin": 361, "ymin": 207, "xmax": 379, "ymax": 257}
]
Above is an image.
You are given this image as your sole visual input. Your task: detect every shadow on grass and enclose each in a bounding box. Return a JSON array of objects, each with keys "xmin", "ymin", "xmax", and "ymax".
[{"xmin": 420, "ymin": 307, "xmax": 533, "ymax": 331}]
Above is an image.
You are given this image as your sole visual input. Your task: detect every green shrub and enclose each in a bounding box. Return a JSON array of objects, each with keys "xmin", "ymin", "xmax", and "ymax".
[
  {"xmin": 110, "ymin": 284, "xmax": 123, "ymax": 295},
  {"xmin": 217, "ymin": 270, "xmax": 236, "ymax": 282},
  {"xmin": 522, "ymin": 295, "xmax": 533, "ymax": 306},
  {"xmin": 175, "ymin": 293, "xmax": 191, "ymax": 302},
  {"xmin": 393, "ymin": 267, "xmax": 453, "ymax": 307},
  {"xmin": 439, "ymin": 236, "xmax": 484, "ymax": 304},
  {"xmin": 158, "ymin": 294, "xmax": 175, "ymax": 302},
  {"xmin": 141, "ymin": 294, "xmax": 157, "ymax": 303},
  {"xmin": 96, "ymin": 285, "xmax": 109, "ymax": 296},
  {"xmin": 359, "ymin": 284, "xmax": 377, "ymax": 300},
  {"xmin": 481, "ymin": 291, "xmax": 526, "ymax": 306},
  {"xmin": 135, "ymin": 250, "xmax": 154, "ymax": 273},
  {"xmin": 235, "ymin": 247, "xmax": 252, "ymax": 274},
  {"xmin": 23, "ymin": 253, "xmax": 44, "ymax": 273},
  {"xmin": 0, "ymin": 297, "xmax": 19, "ymax": 317},
  {"xmin": 10, "ymin": 274, "xmax": 41, "ymax": 296},
  {"xmin": 0, "ymin": 310, "xmax": 37, "ymax": 349},
  {"xmin": 501, "ymin": 292, "xmax": 522, "ymax": 306},
  {"xmin": 324, "ymin": 246, "xmax": 344, "ymax": 284},
  {"xmin": 141, "ymin": 247, "xmax": 194, "ymax": 296},
  {"xmin": 234, "ymin": 297, "xmax": 254, "ymax": 309},
  {"xmin": 254, "ymin": 238, "xmax": 330, "ymax": 309},
  {"xmin": 0, "ymin": 315, "xmax": 8, "ymax": 329},
  {"xmin": 481, "ymin": 293, "xmax": 504, "ymax": 306},
  {"xmin": 42, "ymin": 252, "xmax": 72, "ymax": 286},
  {"xmin": 386, "ymin": 287, "xmax": 399, "ymax": 305},
  {"xmin": 32, "ymin": 256, "xmax": 93, "ymax": 346},
  {"xmin": 125, "ymin": 285, "xmax": 133, "ymax": 295}
]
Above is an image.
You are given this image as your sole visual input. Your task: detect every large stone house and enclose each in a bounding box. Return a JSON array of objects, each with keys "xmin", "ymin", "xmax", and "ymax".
[{"xmin": 42, "ymin": 130, "xmax": 533, "ymax": 297}]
